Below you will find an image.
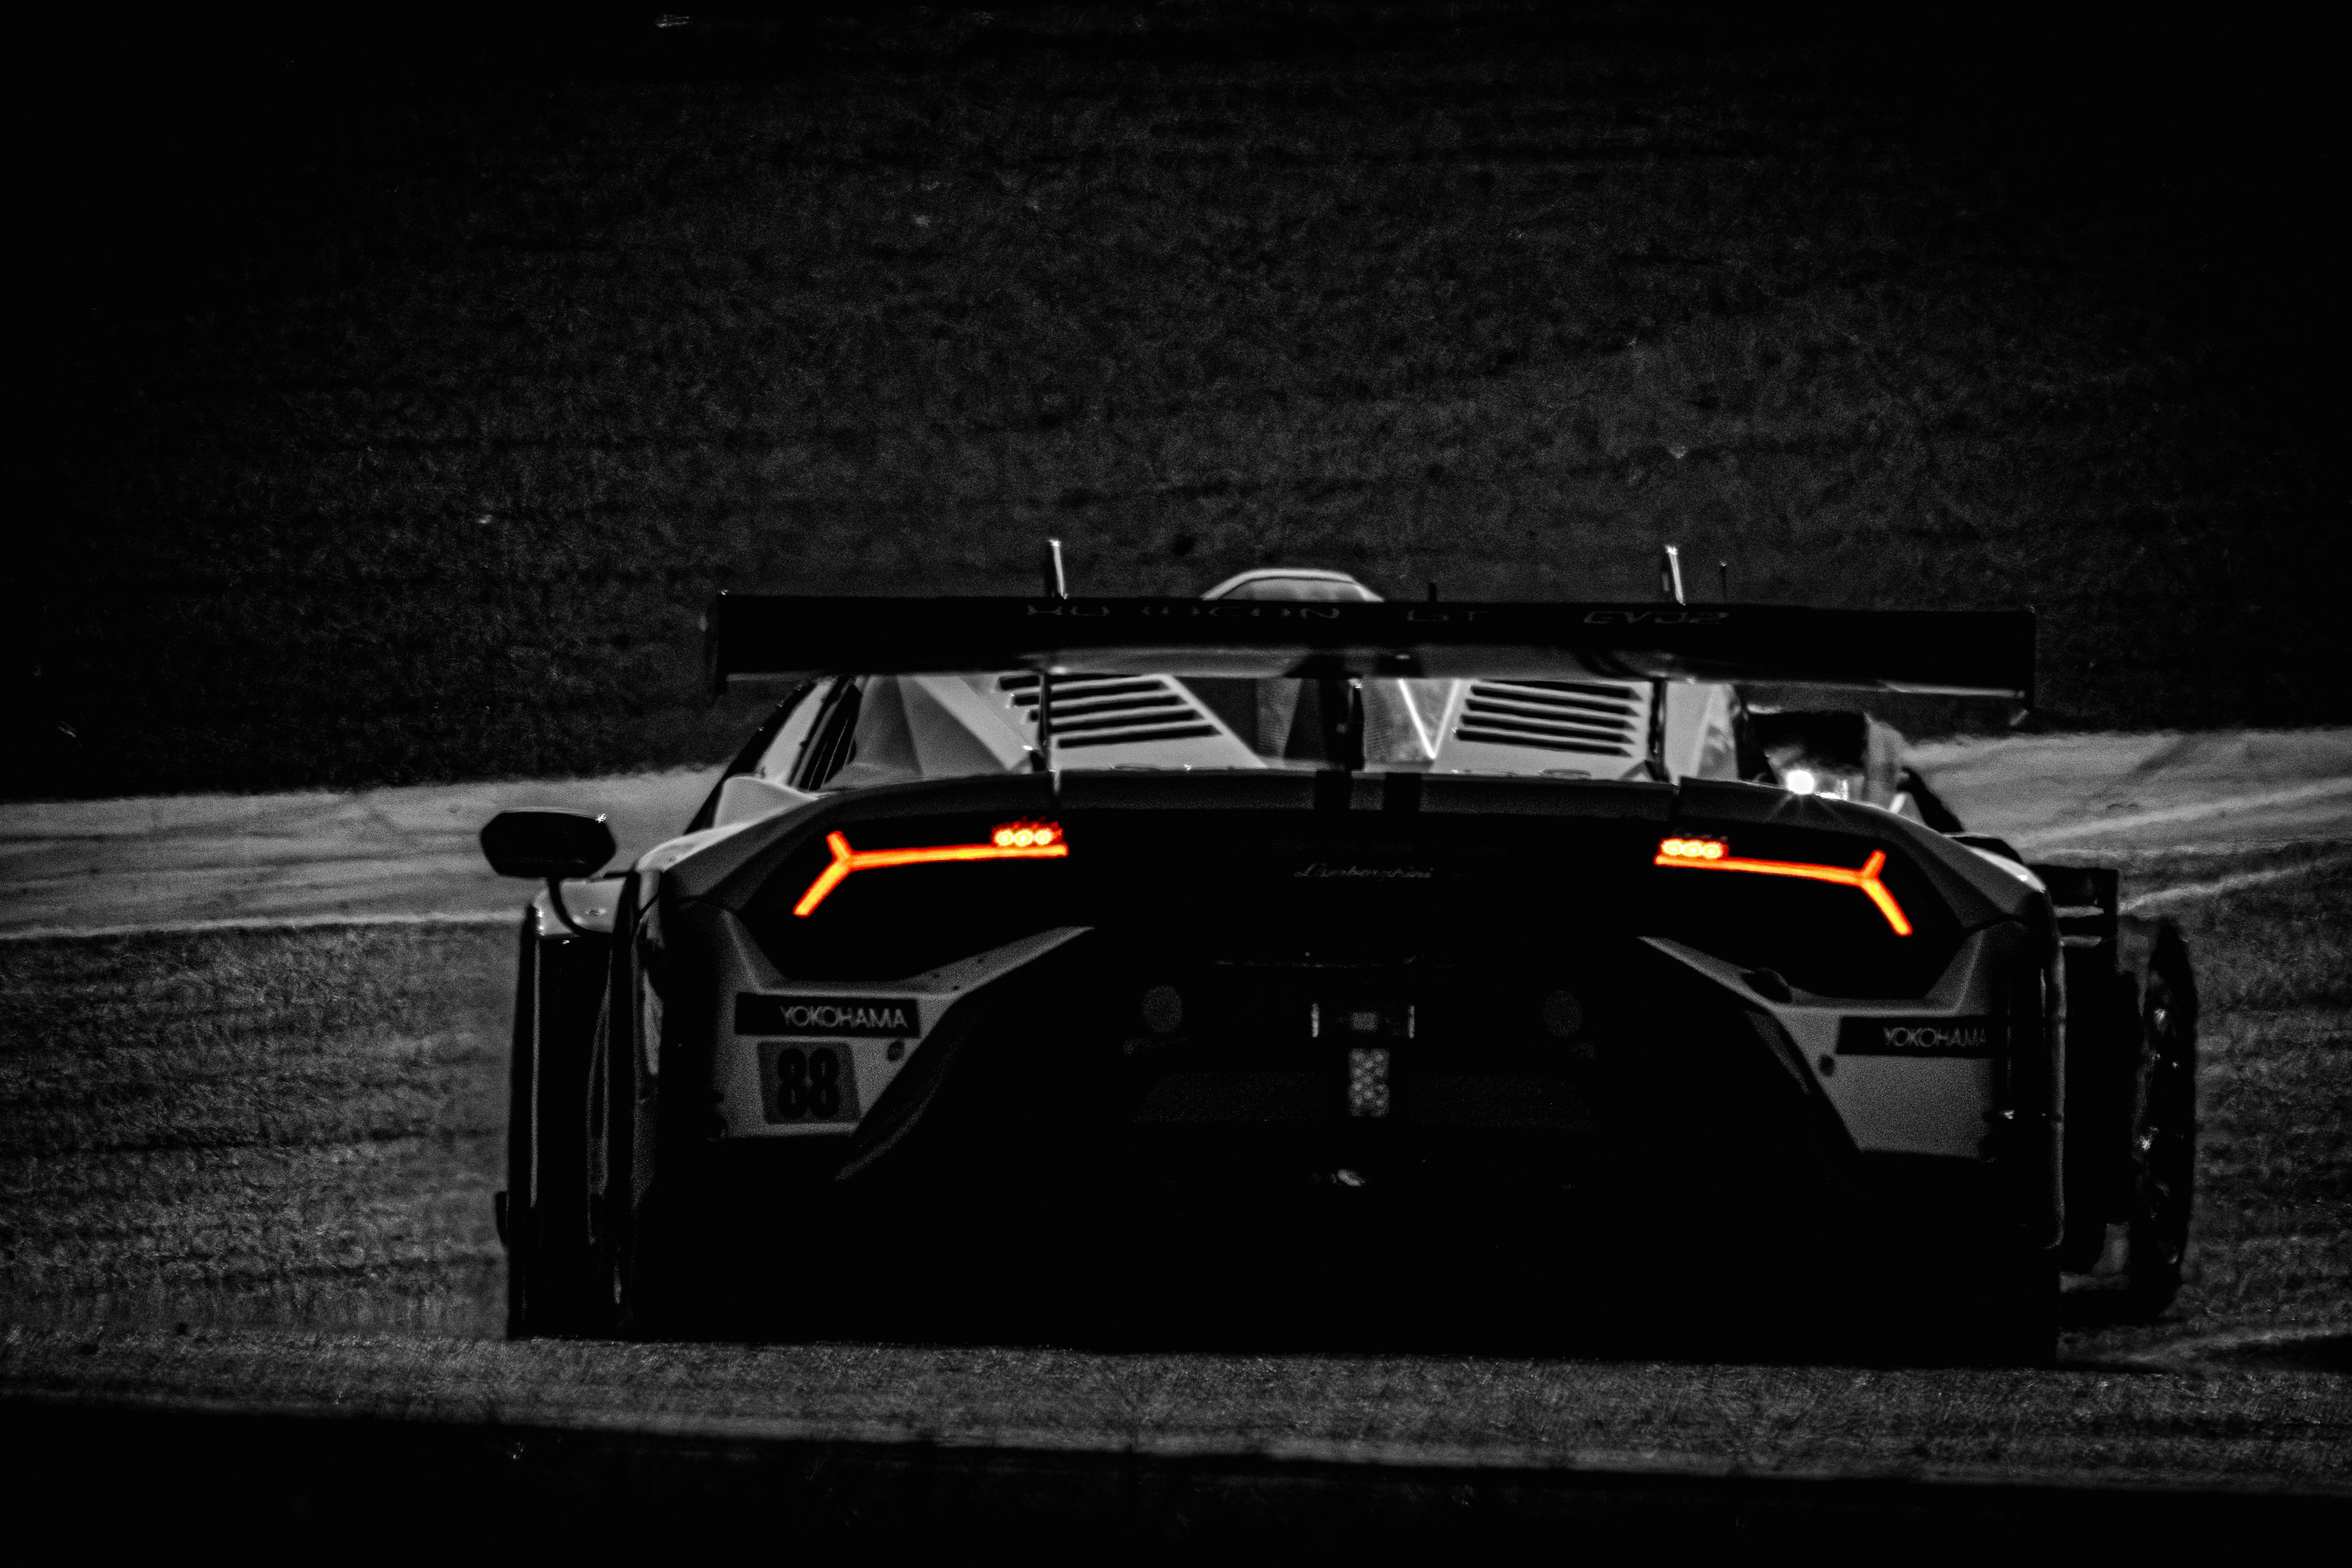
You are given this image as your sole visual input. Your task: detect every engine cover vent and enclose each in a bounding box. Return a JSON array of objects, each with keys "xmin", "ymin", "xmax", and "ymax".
[
  {"xmin": 999, "ymin": 673, "xmax": 1223, "ymax": 750},
  {"xmin": 1452, "ymin": 679, "xmax": 1645, "ymax": 760}
]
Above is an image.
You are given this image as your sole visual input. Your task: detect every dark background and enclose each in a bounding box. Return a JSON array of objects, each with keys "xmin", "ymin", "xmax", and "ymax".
[{"xmin": 17, "ymin": 2, "xmax": 2340, "ymax": 798}]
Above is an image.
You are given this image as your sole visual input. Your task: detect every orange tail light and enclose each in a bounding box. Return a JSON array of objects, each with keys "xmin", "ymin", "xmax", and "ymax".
[
  {"xmin": 793, "ymin": 821, "xmax": 1068, "ymax": 917},
  {"xmin": 1654, "ymin": 837, "xmax": 1912, "ymax": 936}
]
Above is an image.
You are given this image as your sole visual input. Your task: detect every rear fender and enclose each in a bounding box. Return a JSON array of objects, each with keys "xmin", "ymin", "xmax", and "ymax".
[
  {"xmin": 1645, "ymin": 922, "xmax": 2025, "ymax": 1161},
  {"xmin": 1649, "ymin": 914, "xmax": 2060, "ymax": 1246},
  {"xmin": 510, "ymin": 879, "xmax": 622, "ymax": 1259},
  {"xmin": 529, "ymin": 875, "xmax": 627, "ymax": 938}
]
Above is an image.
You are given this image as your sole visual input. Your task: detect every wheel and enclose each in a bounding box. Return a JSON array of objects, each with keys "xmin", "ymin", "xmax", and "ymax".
[
  {"xmin": 577, "ymin": 989, "xmax": 629, "ymax": 1336},
  {"xmin": 506, "ymin": 920, "xmax": 618, "ymax": 1338},
  {"xmin": 2120, "ymin": 918, "xmax": 2198, "ymax": 1319},
  {"xmin": 598, "ymin": 878, "xmax": 709, "ymax": 1341},
  {"xmin": 503, "ymin": 915, "xmax": 535, "ymax": 1338}
]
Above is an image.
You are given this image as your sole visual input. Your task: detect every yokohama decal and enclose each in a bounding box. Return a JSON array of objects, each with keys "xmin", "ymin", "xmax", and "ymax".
[
  {"xmin": 1836, "ymin": 1016, "xmax": 2003, "ymax": 1057},
  {"xmin": 736, "ymin": 994, "xmax": 919, "ymax": 1037}
]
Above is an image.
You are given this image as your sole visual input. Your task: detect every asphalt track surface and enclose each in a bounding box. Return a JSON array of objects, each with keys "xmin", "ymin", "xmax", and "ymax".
[
  {"xmin": 2, "ymin": 1390, "xmax": 2342, "ymax": 1548},
  {"xmin": 3, "ymin": 730, "xmax": 2348, "ymax": 1534}
]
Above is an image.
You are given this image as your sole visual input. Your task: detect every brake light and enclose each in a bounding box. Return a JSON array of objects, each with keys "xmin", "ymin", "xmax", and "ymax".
[
  {"xmin": 792, "ymin": 821, "xmax": 1068, "ymax": 916},
  {"xmin": 1655, "ymin": 837, "xmax": 1912, "ymax": 936}
]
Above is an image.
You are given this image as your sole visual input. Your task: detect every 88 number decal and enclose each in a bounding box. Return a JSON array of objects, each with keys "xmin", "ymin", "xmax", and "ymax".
[{"xmin": 772, "ymin": 1046, "xmax": 844, "ymax": 1120}]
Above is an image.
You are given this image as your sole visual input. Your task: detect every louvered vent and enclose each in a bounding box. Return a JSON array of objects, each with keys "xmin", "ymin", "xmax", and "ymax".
[
  {"xmin": 998, "ymin": 674, "xmax": 1221, "ymax": 749},
  {"xmin": 1453, "ymin": 679, "xmax": 1645, "ymax": 758}
]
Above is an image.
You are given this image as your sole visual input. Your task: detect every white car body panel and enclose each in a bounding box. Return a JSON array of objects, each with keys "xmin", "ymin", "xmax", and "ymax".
[
  {"xmin": 712, "ymin": 774, "xmax": 822, "ymax": 829},
  {"xmin": 709, "ymin": 916, "xmax": 1094, "ymax": 1139},
  {"xmin": 1644, "ymin": 928, "xmax": 2013, "ymax": 1160}
]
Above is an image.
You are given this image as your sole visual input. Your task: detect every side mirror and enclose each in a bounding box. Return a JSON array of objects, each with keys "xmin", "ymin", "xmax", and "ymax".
[{"xmin": 480, "ymin": 809, "xmax": 616, "ymax": 881}]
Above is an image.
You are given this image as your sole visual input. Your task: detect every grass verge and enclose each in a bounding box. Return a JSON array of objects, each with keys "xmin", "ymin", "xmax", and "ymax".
[{"xmin": 0, "ymin": 927, "xmax": 509, "ymax": 1335}]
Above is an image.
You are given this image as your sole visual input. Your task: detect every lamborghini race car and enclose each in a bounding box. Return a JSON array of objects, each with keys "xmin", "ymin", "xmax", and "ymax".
[{"xmin": 481, "ymin": 568, "xmax": 2196, "ymax": 1362}]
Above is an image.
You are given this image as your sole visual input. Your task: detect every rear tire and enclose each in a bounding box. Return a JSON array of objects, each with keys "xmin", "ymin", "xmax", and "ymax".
[
  {"xmin": 2120, "ymin": 918, "xmax": 2198, "ymax": 1319},
  {"xmin": 503, "ymin": 917, "xmax": 537, "ymax": 1339},
  {"xmin": 507, "ymin": 922, "xmax": 616, "ymax": 1339}
]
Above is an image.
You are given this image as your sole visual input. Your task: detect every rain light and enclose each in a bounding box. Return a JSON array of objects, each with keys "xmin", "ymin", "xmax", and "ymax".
[{"xmin": 1348, "ymin": 1047, "xmax": 1391, "ymax": 1118}]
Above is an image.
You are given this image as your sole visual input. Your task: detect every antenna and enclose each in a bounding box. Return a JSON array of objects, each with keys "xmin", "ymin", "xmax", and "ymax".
[
  {"xmin": 1035, "ymin": 539, "xmax": 1066, "ymax": 776},
  {"xmin": 1646, "ymin": 545, "xmax": 1686, "ymax": 783}
]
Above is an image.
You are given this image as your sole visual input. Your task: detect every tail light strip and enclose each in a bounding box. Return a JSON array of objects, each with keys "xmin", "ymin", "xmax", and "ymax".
[
  {"xmin": 793, "ymin": 822, "xmax": 1068, "ymax": 917},
  {"xmin": 1654, "ymin": 837, "xmax": 1912, "ymax": 935}
]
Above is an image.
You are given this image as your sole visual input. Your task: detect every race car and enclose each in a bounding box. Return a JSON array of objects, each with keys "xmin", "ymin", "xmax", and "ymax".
[{"xmin": 481, "ymin": 565, "xmax": 2196, "ymax": 1362}]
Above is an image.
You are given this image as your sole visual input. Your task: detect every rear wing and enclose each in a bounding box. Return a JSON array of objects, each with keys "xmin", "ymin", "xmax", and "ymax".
[{"xmin": 704, "ymin": 595, "xmax": 2035, "ymax": 704}]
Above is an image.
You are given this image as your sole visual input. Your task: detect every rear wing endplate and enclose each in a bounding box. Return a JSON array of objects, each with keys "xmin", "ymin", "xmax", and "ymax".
[{"xmin": 705, "ymin": 595, "xmax": 2034, "ymax": 704}]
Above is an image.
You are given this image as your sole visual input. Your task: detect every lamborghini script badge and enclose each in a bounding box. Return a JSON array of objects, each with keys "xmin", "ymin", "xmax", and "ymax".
[
  {"xmin": 736, "ymin": 995, "xmax": 918, "ymax": 1037},
  {"xmin": 1835, "ymin": 1016, "xmax": 2002, "ymax": 1057},
  {"xmin": 1293, "ymin": 862, "xmax": 1435, "ymax": 880}
]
